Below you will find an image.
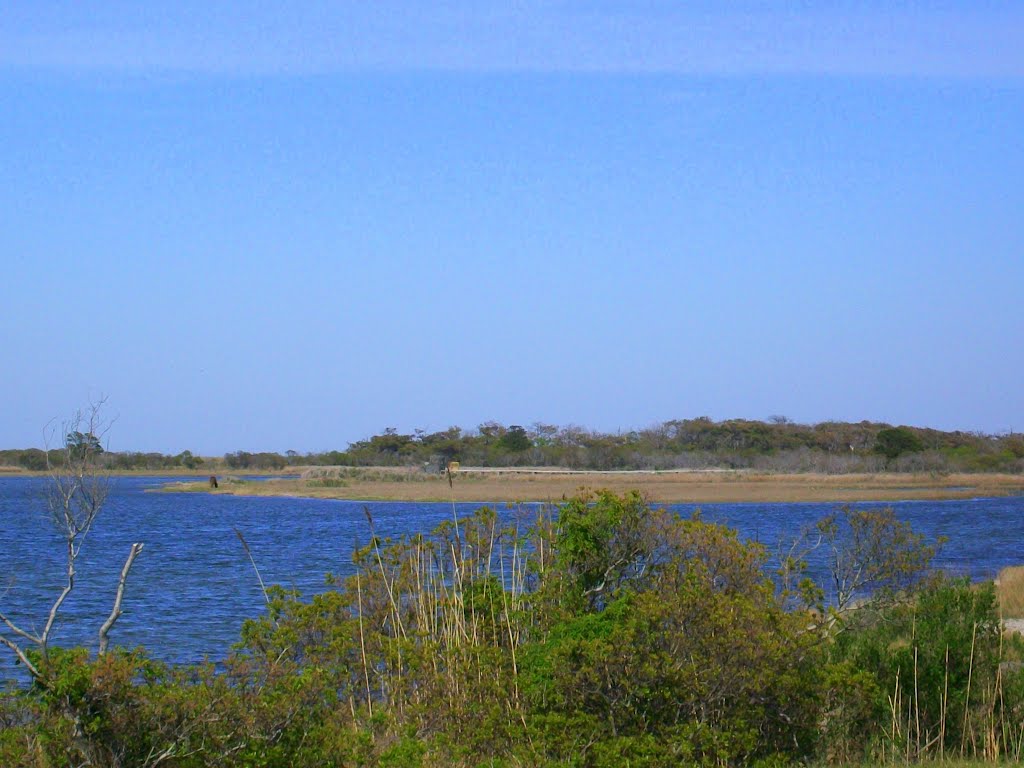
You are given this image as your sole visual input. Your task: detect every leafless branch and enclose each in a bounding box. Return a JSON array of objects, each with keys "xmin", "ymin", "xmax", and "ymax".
[
  {"xmin": 235, "ymin": 528, "xmax": 271, "ymax": 607},
  {"xmin": 0, "ymin": 634, "xmax": 40, "ymax": 680},
  {"xmin": 775, "ymin": 523, "xmax": 823, "ymax": 606},
  {"xmin": 0, "ymin": 608, "xmax": 40, "ymax": 646},
  {"xmin": 40, "ymin": 538, "xmax": 76, "ymax": 649},
  {"xmin": 0, "ymin": 400, "xmax": 143, "ymax": 684},
  {"xmin": 98, "ymin": 543, "xmax": 145, "ymax": 655}
]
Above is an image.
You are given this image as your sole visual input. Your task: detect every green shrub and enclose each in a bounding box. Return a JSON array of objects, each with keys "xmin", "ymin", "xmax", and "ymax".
[{"xmin": 829, "ymin": 577, "xmax": 1009, "ymax": 762}]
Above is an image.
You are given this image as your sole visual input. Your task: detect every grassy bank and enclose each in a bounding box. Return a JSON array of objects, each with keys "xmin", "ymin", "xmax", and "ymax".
[{"xmin": 155, "ymin": 467, "xmax": 1024, "ymax": 503}]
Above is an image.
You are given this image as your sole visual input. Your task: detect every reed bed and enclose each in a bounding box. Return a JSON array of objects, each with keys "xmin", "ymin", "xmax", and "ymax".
[{"xmin": 997, "ymin": 566, "xmax": 1024, "ymax": 619}]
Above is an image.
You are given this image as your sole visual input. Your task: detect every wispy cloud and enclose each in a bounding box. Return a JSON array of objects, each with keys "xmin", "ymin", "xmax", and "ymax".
[{"xmin": 2, "ymin": 1, "xmax": 1022, "ymax": 78}]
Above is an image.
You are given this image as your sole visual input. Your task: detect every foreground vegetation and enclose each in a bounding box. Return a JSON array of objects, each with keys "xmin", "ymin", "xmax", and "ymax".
[
  {"xmin": 4, "ymin": 488, "xmax": 1024, "ymax": 767},
  {"xmin": 3, "ymin": 417, "xmax": 1023, "ymax": 474}
]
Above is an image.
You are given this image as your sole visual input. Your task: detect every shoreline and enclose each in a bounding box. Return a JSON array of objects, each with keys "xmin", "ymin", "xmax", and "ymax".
[{"xmin": 152, "ymin": 469, "xmax": 1024, "ymax": 504}]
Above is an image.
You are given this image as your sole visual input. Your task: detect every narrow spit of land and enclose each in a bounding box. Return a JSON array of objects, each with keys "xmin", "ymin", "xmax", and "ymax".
[{"xmin": 156, "ymin": 468, "xmax": 1024, "ymax": 504}]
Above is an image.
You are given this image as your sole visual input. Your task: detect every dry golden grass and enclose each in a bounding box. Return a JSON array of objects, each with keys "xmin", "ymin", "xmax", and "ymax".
[
  {"xmin": 996, "ymin": 565, "xmax": 1024, "ymax": 619},
  {"xmin": 157, "ymin": 468, "xmax": 1024, "ymax": 505}
]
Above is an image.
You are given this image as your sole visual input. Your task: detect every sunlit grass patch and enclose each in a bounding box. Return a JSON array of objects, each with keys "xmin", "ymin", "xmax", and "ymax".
[
  {"xmin": 306, "ymin": 477, "xmax": 348, "ymax": 488},
  {"xmin": 996, "ymin": 565, "xmax": 1024, "ymax": 619}
]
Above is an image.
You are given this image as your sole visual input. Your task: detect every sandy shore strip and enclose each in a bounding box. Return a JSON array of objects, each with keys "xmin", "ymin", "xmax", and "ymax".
[{"xmin": 155, "ymin": 469, "xmax": 1024, "ymax": 504}]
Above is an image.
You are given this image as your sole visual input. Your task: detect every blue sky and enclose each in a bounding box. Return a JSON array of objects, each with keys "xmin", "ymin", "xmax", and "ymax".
[{"xmin": 2, "ymin": 2, "xmax": 1022, "ymax": 453}]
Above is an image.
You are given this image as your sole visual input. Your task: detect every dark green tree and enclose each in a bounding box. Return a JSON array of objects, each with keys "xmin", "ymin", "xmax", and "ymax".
[
  {"xmin": 65, "ymin": 430, "xmax": 103, "ymax": 462},
  {"xmin": 498, "ymin": 424, "xmax": 531, "ymax": 453},
  {"xmin": 874, "ymin": 427, "xmax": 924, "ymax": 461}
]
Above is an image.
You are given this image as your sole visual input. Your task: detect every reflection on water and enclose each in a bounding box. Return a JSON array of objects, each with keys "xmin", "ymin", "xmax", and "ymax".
[{"xmin": 1, "ymin": 475, "xmax": 1021, "ymax": 677}]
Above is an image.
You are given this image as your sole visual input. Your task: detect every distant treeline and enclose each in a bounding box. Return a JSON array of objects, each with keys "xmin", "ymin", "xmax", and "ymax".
[
  {"xmin": 328, "ymin": 419, "xmax": 1024, "ymax": 473},
  {"xmin": 3, "ymin": 418, "xmax": 1023, "ymax": 474}
]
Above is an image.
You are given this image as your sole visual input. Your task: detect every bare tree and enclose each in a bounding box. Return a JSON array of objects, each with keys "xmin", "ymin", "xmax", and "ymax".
[
  {"xmin": 819, "ymin": 505, "xmax": 938, "ymax": 618},
  {"xmin": 0, "ymin": 401, "xmax": 144, "ymax": 683}
]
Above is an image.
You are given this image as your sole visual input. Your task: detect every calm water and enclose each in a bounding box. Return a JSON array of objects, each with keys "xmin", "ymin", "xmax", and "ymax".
[{"xmin": 1, "ymin": 475, "xmax": 1022, "ymax": 679}]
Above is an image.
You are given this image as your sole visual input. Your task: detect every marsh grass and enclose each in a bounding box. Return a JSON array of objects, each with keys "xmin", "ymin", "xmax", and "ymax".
[
  {"xmin": 997, "ymin": 567, "xmax": 1024, "ymax": 619},
  {"xmin": 869, "ymin": 617, "xmax": 1024, "ymax": 765},
  {"xmin": 160, "ymin": 469, "xmax": 1024, "ymax": 503},
  {"xmin": 855, "ymin": 762, "xmax": 1020, "ymax": 767},
  {"xmin": 302, "ymin": 465, "xmax": 437, "ymax": 484},
  {"xmin": 347, "ymin": 498, "xmax": 533, "ymax": 751},
  {"xmin": 305, "ymin": 477, "xmax": 349, "ymax": 488}
]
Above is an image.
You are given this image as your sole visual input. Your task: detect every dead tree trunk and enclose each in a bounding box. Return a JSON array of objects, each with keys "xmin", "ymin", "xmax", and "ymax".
[{"xmin": 0, "ymin": 401, "xmax": 144, "ymax": 685}]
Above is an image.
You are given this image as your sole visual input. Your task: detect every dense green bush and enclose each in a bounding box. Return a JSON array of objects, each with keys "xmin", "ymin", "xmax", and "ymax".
[{"xmin": 826, "ymin": 577, "xmax": 1024, "ymax": 763}]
